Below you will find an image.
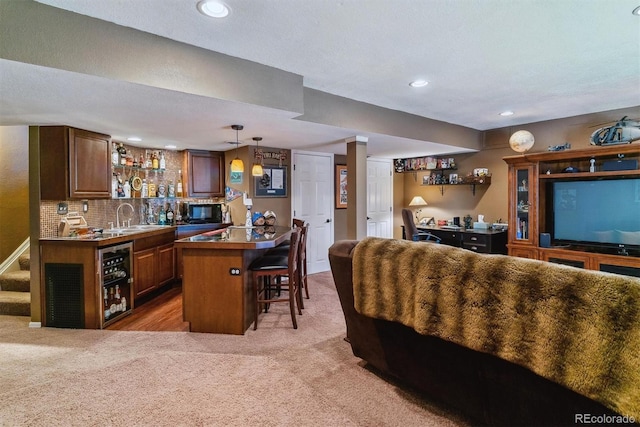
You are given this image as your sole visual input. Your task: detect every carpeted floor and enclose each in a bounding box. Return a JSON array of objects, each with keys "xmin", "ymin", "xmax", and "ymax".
[{"xmin": 0, "ymin": 272, "xmax": 472, "ymax": 426}]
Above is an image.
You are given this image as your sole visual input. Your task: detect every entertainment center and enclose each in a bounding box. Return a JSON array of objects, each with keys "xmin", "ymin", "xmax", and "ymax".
[{"xmin": 503, "ymin": 144, "xmax": 640, "ymax": 277}]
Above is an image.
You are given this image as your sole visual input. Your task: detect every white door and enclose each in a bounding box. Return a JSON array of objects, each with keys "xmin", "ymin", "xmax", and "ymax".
[
  {"xmin": 366, "ymin": 158, "xmax": 393, "ymax": 238},
  {"xmin": 292, "ymin": 151, "xmax": 334, "ymax": 274}
]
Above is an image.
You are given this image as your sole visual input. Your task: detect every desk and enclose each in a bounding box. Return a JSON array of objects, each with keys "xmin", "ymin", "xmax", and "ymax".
[
  {"xmin": 415, "ymin": 226, "xmax": 508, "ymax": 254},
  {"xmin": 174, "ymin": 226, "xmax": 292, "ymax": 334}
]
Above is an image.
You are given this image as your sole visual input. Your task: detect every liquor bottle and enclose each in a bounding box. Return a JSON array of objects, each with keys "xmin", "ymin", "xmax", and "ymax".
[
  {"xmin": 167, "ymin": 180, "xmax": 175, "ymax": 198},
  {"xmin": 141, "ymin": 179, "xmax": 149, "ymax": 198},
  {"xmin": 158, "ymin": 205, "xmax": 167, "ymax": 225},
  {"xmin": 152, "ymin": 152, "xmax": 159, "ymax": 169},
  {"xmin": 148, "ymin": 178, "xmax": 156, "ymax": 198},
  {"xmin": 111, "ymin": 143, "xmax": 119, "ymax": 166},
  {"xmin": 159, "ymin": 151, "xmax": 166, "ymax": 170},
  {"xmin": 175, "ymin": 201, "xmax": 182, "ymax": 223},
  {"xmin": 139, "ymin": 153, "xmax": 145, "ymax": 168},
  {"xmin": 146, "ymin": 203, "xmax": 155, "ymax": 225},
  {"xmin": 123, "ymin": 180, "xmax": 131, "ymax": 198},
  {"xmin": 157, "ymin": 180, "xmax": 166, "ymax": 198},
  {"xmin": 166, "ymin": 203, "xmax": 174, "ymax": 225},
  {"xmin": 176, "ymin": 170, "xmax": 183, "ymax": 197},
  {"xmin": 117, "ymin": 143, "xmax": 127, "ymax": 165}
]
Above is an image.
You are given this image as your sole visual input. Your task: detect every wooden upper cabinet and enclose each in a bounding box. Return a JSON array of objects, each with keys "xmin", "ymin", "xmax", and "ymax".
[
  {"xmin": 40, "ymin": 126, "xmax": 111, "ymax": 200},
  {"xmin": 183, "ymin": 150, "xmax": 224, "ymax": 198}
]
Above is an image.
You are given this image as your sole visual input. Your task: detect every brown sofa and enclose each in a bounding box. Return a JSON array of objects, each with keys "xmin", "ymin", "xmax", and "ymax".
[{"xmin": 329, "ymin": 239, "xmax": 637, "ymax": 427}]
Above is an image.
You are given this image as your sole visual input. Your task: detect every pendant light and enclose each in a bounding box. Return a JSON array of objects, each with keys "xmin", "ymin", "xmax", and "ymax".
[
  {"xmin": 230, "ymin": 124, "xmax": 244, "ymax": 173},
  {"xmin": 251, "ymin": 137, "xmax": 264, "ymax": 177}
]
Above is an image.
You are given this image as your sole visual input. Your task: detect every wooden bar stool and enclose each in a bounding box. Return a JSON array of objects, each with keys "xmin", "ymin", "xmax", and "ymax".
[
  {"xmin": 266, "ymin": 221, "xmax": 309, "ymax": 308},
  {"xmin": 249, "ymin": 228, "xmax": 301, "ymax": 330}
]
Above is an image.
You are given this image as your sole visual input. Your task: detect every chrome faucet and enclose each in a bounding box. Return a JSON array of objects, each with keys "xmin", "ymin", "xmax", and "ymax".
[{"xmin": 116, "ymin": 202, "xmax": 135, "ymax": 228}]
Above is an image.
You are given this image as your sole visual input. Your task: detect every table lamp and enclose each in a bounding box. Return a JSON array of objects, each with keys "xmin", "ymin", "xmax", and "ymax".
[{"xmin": 409, "ymin": 196, "xmax": 428, "ymax": 223}]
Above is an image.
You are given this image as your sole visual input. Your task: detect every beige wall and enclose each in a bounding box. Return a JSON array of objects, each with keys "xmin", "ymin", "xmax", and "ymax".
[
  {"xmin": 0, "ymin": 126, "xmax": 29, "ymax": 261},
  {"xmin": 225, "ymin": 145, "xmax": 291, "ymax": 228}
]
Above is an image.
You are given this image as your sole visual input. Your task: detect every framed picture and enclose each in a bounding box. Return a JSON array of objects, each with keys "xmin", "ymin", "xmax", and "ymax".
[
  {"xmin": 449, "ymin": 173, "xmax": 458, "ymax": 184},
  {"xmin": 254, "ymin": 166, "xmax": 287, "ymax": 197},
  {"xmin": 336, "ymin": 165, "xmax": 347, "ymax": 209}
]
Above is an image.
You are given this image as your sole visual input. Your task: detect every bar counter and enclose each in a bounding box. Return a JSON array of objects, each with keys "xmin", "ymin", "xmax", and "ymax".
[{"xmin": 174, "ymin": 226, "xmax": 292, "ymax": 334}]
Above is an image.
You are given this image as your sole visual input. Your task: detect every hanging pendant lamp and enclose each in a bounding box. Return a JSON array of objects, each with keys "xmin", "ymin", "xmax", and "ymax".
[
  {"xmin": 251, "ymin": 137, "xmax": 264, "ymax": 177},
  {"xmin": 230, "ymin": 124, "xmax": 244, "ymax": 173}
]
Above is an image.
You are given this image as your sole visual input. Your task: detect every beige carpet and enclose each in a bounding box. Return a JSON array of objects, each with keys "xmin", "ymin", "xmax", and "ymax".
[{"xmin": 0, "ymin": 272, "xmax": 472, "ymax": 427}]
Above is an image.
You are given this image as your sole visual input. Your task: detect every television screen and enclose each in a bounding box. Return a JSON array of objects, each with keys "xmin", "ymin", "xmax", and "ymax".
[{"xmin": 553, "ymin": 178, "xmax": 640, "ymax": 247}]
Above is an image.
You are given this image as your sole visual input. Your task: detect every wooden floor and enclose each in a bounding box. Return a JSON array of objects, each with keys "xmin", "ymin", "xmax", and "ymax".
[{"xmin": 106, "ymin": 286, "xmax": 190, "ymax": 332}]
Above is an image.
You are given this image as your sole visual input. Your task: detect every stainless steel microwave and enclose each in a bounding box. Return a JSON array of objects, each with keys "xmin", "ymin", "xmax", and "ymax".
[{"xmin": 187, "ymin": 203, "xmax": 222, "ymax": 223}]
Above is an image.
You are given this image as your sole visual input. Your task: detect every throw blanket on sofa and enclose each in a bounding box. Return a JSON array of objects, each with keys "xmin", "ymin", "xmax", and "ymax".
[{"xmin": 353, "ymin": 237, "xmax": 640, "ymax": 419}]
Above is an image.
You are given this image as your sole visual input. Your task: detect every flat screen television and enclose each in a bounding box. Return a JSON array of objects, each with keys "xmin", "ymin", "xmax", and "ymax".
[{"xmin": 549, "ymin": 178, "xmax": 640, "ymax": 253}]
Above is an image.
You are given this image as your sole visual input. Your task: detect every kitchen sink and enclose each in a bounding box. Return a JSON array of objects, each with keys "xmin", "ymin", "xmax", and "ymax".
[{"xmin": 103, "ymin": 225, "xmax": 169, "ymax": 234}]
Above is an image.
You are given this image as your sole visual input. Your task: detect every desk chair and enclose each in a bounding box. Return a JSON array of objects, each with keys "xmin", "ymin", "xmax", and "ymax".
[{"xmin": 401, "ymin": 208, "xmax": 441, "ymax": 242}]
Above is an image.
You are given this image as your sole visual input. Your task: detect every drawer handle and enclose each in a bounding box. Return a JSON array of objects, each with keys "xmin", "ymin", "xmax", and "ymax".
[
  {"xmin": 470, "ymin": 236, "xmax": 478, "ymax": 241},
  {"xmin": 471, "ymin": 246, "xmax": 478, "ymax": 251}
]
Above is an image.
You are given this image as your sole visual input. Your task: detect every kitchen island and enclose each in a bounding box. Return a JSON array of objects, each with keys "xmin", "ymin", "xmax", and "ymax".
[{"xmin": 174, "ymin": 225, "xmax": 292, "ymax": 334}]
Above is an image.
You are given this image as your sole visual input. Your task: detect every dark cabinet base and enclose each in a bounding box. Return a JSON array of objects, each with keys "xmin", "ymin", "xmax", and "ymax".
[{"xmin": 406, "ymin": 226, "xmax": 508, "ymax": 254}]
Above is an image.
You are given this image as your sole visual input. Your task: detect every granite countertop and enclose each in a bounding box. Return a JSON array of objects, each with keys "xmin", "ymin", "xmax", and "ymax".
[
  {"xmin": 174, "ymin": 225, "xmax": 292, "ymax": 250},
  {"xmin": 40, "ymin": 225, "xmax": 177, "ymax": 247}
]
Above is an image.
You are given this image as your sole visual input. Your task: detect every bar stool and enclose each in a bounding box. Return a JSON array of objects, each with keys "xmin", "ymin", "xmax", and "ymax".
[
  {"xmin": 266, "ymin": 221, "xmax": 309, "ymax": 308},
  {"xmin": 249, "ymin": 228, "xmax": 301, "ymax": 330}
]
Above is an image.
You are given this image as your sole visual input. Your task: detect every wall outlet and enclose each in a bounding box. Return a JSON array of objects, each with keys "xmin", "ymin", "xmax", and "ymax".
[
  {"xmin": 82, "ymin": 200, "xmax": 89, "ymax": 212},
  {"xmin": 57, "ymin": 202, "xmax": 68, "ymax": 215}
]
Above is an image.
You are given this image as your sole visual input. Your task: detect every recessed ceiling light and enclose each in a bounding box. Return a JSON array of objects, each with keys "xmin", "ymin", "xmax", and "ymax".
[
  {"xmin": 127, "ymin": 136, "xmax": 142, "ymax": 142},
  {"xmin": 409, "ymin": 79, "xmax": 429, "ymax": 88},
  {"xmin": 197, "ymin": 0, "xmax": 230, "ymax": 18},
  {"xmin": 164, "ymin": 145, "xmax": 177, "ymax": 150},
  {"xmin": 633, "ymin": 6, "xmax": 640, "ymax": 15},
  {"xmin": 499, "ymin": 111, "xmax": 514, "ymax": 116}
]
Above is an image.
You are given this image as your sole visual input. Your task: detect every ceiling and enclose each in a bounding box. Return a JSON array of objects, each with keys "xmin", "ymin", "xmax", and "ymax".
[{"xmin": 1, "ymin": 0, "xmax": 639, "ymax": 158}]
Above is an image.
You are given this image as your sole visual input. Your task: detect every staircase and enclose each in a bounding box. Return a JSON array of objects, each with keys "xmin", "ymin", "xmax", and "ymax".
[{"xmin": 0, "ymin": 253, "xmax": 31, "ymax": 316}]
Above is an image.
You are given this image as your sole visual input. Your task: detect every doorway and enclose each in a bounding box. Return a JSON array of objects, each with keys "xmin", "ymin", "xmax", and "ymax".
[
  {"xmin": 291, "ymin": 151, "xmax": 334, "ymax": 274},
  {"xmin": 366, "ymin": 158, "xmax": 393, "ymax": 238}
]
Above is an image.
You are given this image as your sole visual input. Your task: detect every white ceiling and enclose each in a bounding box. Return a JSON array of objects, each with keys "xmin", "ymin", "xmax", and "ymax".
[{"xmin": 1, "ymin": 0, "xmax": 639, "ymax": 158}]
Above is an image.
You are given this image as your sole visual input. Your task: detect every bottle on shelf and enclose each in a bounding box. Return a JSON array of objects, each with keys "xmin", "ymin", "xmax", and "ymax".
[
  {"xmin": 111, "ymin": 143, "xmax": 119, "ymax": 166},
  {"xmin": 123, "ymin": 179, "xmax": 131, "ymax": 198},
  {"xmin": 148, "ymin": 177, "xmax": 156, "ymax": 198},
  {"xmin": 146, "ymin": 202, "xmax": 155, "ymax": 225},
  {"xmin": 158, "ymin": 205, "xmax": 167, "ymax": 225},
  {"xmin": 175, "ymin": 201, "xmax": 182, "ymax": 223},
  {"xmin": 145, "ymin": 152, "xmax": 152, "ymax": 169},
  {"xmin": 141, "ymin": 178, "xmax": 149, "ymax": 198},
  {"xmin": 176, "ymin": 170, "xmax": 183, "ymax": 197},
  {"xmin": 117, "ymin": 143, "xmax": 127, "ymax": 166},
  {"xmin": 167, "ymin": 180, "xmax": 175, "ymax": 198},
  {"xmin": 157, "ymin": 180, "xmax": 166, "ymax": 198},
  {"xmin": 139, "ymin": 153, "xmax": 145, "ymax": 168},
  {"xmin": 159, "ymin": 151, "xmax": 166, "ymax": 170},
  {"xmin": 166, "ymin": 203, "xmax": 174, "ymax": 225},
  {"xmin": 152, "ymin": 152, "xmax": 159, "ymax": 170}
]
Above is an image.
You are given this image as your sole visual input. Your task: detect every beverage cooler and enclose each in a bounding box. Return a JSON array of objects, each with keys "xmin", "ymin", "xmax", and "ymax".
[{"xmin": 99, "ymin": 242, "xmax": 133, "ymax": 328}]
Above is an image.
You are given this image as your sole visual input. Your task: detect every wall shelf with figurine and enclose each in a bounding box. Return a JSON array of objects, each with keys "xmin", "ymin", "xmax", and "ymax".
[
  {"xmin": 394, "ymin": 156, "xmax": 457, "ymax": 172},
  {"xmin": 420, "ymin": 168, "xmax": 491, "ymax": 196}
]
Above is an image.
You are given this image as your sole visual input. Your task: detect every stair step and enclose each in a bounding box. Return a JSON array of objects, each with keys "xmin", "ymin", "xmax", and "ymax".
[
  {"xmin": 0, "ymin": 270, "xmax": 30, "ymax": 292},
  {"xmin": 19, "ymin": 253, "xmax": 30, "ymax": 271},
  {"xmin": 0, "ymin": 291, "xmax": 30, "ymax": 316}
]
